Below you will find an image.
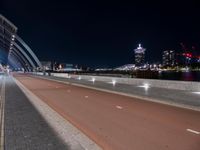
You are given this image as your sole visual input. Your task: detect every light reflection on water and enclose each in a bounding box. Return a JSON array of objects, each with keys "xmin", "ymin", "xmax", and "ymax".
[{"xmin": 158, "ymin": 71, "xmax": 200, "ymax": 81}]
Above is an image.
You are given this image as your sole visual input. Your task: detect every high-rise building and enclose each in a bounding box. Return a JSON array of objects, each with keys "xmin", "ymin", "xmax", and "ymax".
[
  {"xmin": 162, "ymin": 50, "xmax": 175, "ymax": 67},
  {"xmin": 134, "ymin": 44, "xmax": 146, "ymax": 66}
]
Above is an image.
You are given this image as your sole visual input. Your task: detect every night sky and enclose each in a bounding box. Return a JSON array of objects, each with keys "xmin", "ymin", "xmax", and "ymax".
[{"xmin": 1, "ymin": 0, "xmax": 200, "ymax": 68}]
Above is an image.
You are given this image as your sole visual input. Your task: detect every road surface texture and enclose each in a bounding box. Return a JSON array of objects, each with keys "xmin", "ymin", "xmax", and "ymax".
[
  {"xmin": 15, "ymin": 74, "xmax": 200, "ymax": 150},
  {"xmin": 3, "ymin": 75, "xmax": 69, "ymax": 150},
  {"xmin": 33, "ymin": 74, "xmax": 200, "ymax": 110}
]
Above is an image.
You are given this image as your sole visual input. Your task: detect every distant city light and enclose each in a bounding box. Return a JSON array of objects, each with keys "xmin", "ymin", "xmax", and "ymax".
[
  {"xmin": 134, "ymin": 44, "xmax": 146, "ymax": 53},
  {"xmin": 183, "ymin": 53, "xmax": 192, "ymax": 58},
  {"xmin": 59, "ymin": 64, "xmax": 62, "ymax": 69}
]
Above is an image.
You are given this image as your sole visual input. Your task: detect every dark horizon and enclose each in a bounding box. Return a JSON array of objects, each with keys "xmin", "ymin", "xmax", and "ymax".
[{"xmin": 1, "ymin": 0, "xmax": 200, "ymax": 68}]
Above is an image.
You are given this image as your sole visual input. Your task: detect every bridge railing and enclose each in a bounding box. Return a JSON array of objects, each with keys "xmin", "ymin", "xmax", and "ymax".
[{"xmin": 32, "ymin": 72, "xmax": 200, "ymax": 91}]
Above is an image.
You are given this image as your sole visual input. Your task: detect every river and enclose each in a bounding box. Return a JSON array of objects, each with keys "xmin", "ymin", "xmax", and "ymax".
[{"xmin": 158, "ymin": 71, "xmax": 200, "ymax": 82}]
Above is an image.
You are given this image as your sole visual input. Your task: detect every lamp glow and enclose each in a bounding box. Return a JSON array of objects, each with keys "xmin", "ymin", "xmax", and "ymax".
[
  {"xmin": 78, "ymin": 76, "xmax": 81, "ymax": 80},
  {"xmin": 138, "ymin": 83, "xmax": 150, "ymax": 90},
  {"xmin": 89, "ymin": 78, "xmax": 95, "ymax": 83}
]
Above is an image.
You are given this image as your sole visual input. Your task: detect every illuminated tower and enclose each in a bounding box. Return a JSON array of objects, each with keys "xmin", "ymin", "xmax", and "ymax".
[
  {"xmin": 162, "ymin": 50, "xmax": 175, "ymax": 67},
  {"xmin": 134, "ymin": 44, "xmax": 146, "ymax": 66}
]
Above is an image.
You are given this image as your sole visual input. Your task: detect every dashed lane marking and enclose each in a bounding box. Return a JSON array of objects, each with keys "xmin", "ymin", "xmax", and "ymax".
[
  {"xmin": 84, "ymin": 96, "xmax": 89, "ymax": 98},
  {"xmin": 186, "ymin": 129, "xmax": 200, "ymax": 135},
  {"xmin": 116, "ymin": 105, "xmax": 123, "ymax": 109}
]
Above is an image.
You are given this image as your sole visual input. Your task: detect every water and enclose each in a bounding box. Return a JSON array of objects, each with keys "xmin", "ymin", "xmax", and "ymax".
[{"xmin": 158, "ymin": 71, "xmax": 200, "ymax": 82}]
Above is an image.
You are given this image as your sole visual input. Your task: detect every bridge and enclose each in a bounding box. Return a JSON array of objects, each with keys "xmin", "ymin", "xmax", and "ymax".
[
  {"xmin": 0, "ymin": 14, "xmax": 42, "ymax": 71},
  {"xmin": 0, "ymin": 15, "xmax": 200, "ymax": 150}
]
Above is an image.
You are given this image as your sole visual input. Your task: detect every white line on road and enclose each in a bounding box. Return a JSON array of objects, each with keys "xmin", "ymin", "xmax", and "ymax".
[
  {"xmin": 85, "ymin": 96, "xmax": 89, "ymax": 98},
  {"xmin": 67, "ymin": 90, "xmax": 71, "ymax": 93},
  {"xmin": 116, "ymin": 105, "xmax": 123, "ymax": 109},
  {"xmin": 186, "ymin": 129, "xmax": 200, "ymax": 135}
]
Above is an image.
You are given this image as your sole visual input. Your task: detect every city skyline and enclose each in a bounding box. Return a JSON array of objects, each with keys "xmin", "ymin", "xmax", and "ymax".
[{"xmin": 1, "ymin": 1, "xmax": 200, "ymax": 68}]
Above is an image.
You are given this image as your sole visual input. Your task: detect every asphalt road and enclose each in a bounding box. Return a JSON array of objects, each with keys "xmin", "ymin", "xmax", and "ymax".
[{"xmin": 15, "ymin": 74, "xmax": 200, "ymax": 150}]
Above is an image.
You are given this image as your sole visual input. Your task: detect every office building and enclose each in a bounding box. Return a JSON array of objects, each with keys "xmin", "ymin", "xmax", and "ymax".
[
  {"xmin": 134, "ymin": 44, "xmax": 146, "ymax": 66},
  {"xmin": 162, "ymin": 50, "xmax": 175, "ymax": 67}
]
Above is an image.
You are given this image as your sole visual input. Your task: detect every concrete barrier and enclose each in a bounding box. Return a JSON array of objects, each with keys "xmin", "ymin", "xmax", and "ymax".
[{"xmin": 34, "ymin": 72, "xmax": 200, "ymax": 91}]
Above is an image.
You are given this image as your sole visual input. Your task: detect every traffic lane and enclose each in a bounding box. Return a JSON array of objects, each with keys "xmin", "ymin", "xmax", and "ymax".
[
  {"xmin": 15, "ymin": 74, "xmax": 200, "ymax": 150},
  {"xmin": 31, "ymin": 74, "xmax": 200, "ymax": 109}
]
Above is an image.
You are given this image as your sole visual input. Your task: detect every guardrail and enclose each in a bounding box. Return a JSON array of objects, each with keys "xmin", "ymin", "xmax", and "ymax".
[{"xmin": 33, "ymin": 72, "xmax": 200, "ymax": 91}]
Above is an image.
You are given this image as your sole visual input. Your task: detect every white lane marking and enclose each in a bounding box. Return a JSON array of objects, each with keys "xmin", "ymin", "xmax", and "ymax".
[
  {"xmin": 116, "ymin": 105, "xmax": 123, "ymax": 109},
  {"xmin": 84, "ymin": 96, "xmax": 89, "ymax": 98},
  {"xmin": 186, "ymin": 129, "xmax": 200, "ymax": 135},
  {"xmin": 67, "ymin": 90, "xmax": 71, "ymax": 93}
]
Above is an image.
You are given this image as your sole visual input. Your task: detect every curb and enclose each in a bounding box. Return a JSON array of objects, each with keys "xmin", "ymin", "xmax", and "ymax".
[{"xmin": 0, "ymin": 77, "xmax": 5, "ymax": 150}]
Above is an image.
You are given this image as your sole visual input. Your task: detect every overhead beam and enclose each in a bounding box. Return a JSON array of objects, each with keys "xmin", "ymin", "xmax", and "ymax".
[
  {"xmin": 13, "ymin": 42, "xmax": 36, "ymax": 68},
  {"xmin": 16, "ymin": 35, "xmax": 42, "ymax": 68}
]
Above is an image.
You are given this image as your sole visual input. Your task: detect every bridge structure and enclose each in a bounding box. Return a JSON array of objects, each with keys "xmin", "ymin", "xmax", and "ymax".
[{"xmin": 0, "ymin": 14, "xmax": 42, "ymax": 71}]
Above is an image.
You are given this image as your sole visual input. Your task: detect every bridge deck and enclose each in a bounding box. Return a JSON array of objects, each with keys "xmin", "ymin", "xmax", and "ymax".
[
  {"xmin": 33, "ymin": 74, "xmax": 200, "ymax": 111},
  {"xmin": 12, "ymin": 73, "xmax": 200, "ymax": 150}
]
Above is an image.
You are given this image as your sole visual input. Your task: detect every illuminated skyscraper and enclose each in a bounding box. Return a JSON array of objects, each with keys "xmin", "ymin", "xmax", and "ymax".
[
  {"xmin": 134, "ymin": 44, "xmax": 146, "ymax": 66},
  {"xmin": 162, "ymin": 50, "xmax": 175, "ymax": 66}
]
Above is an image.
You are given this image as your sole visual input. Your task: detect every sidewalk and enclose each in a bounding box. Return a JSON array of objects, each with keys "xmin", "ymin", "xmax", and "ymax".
[{"xmin": 4, "ymin": 76, "xmax": 69, "ymax": 150}]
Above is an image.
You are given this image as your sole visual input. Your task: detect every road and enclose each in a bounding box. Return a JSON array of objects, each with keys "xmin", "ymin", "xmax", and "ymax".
[
  {"xmin": 32, "ymin": 74, "xmax": 200, "ymax": 110},
  {"xmin": 15, "ymin": 74, "xmax": 200, "ymax": 150}
]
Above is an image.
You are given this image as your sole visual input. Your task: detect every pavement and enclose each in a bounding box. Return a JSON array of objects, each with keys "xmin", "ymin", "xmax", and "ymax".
[
  {"xmin": 3, "ymin": 74, "xmax": 69, "ymax": 150},
  {"xmin": 14, "ymin": 73, "xmax": 200, "ymax": 150}
]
